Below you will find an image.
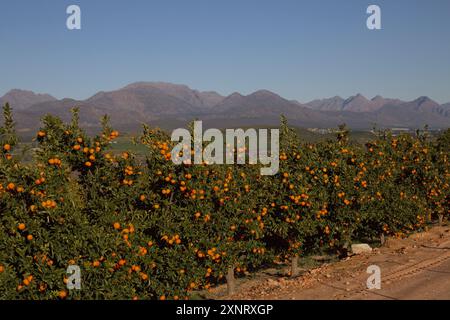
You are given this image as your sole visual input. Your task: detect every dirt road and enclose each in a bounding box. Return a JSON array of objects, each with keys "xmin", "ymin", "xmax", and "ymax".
[{"xmin": 208, "ymin": 224, "xmax": 450, "ymax": 300}]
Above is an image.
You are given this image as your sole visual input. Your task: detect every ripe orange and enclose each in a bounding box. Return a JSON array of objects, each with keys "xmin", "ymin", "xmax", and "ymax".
[
  {"xmin": 27, "ymin": 235, "xmax": 33, "ymax": 241},
  {"xmin": 85, "ymin": 161, "xmax": 92, "ymax": 167},
  {"xmin": 37, "ymin": 131, "xmax": 46, "ymax": 137},
  {"xmin": 58, "ymin": 290, "xmax": 67, "ymax": 299},
  {"xmin": 113, "ymin": 222, "xmax": 121, "ymax": 230},
  {"xmin": 132, "ymin": 265, "xmax": 141, "ymax": 272},
  {"xmin": 3, "ymin": 144, "xmax": 11, "ymax": 151},
  {"xmin": 18, "ymin": 223, "xmax": 26, "ymax": 231}
]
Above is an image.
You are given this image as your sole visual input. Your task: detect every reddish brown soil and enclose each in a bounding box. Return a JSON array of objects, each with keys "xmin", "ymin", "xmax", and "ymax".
[{"xmin": 207, "ymin": 224, "xmax": 450, "ymax": 300}]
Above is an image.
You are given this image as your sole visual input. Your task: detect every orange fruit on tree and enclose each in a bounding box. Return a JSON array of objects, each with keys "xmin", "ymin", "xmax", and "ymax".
[{"xmin": 18, "ymin": 223, "xmax": 26, "ymax": 231}]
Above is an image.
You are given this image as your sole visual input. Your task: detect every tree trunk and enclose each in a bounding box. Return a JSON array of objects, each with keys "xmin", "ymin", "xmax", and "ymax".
[
  {"xmin": 226, "ymin": 267, "xmax": 235, "ymax": 295},
  {"xmin": 438, "ymin": 214, "xmax": 444, "ymax": 226},
  {"xmin": 291, "ymin": 256, "xmax": 299, "ymax": 277},
  {"xmin": 380, "ymin": 233, "xmax": 386, "ymax": 245}
]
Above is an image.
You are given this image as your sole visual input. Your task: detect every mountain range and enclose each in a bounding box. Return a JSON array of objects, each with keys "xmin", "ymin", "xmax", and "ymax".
[{"xmin": 0, "ymin": 82, "xmax": 449, "ymax": 136}]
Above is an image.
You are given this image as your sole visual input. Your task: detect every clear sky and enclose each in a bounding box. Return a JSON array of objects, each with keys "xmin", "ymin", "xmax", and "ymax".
[{"xmin": 1, "ymin": 0, "xmax": 450, "ymax": 103}]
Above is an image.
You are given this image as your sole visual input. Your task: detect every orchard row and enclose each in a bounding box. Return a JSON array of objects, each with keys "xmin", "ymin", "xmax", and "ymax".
[{"xmin": 0, "ymin": 104, "xmax": 448, "ymax": 299}]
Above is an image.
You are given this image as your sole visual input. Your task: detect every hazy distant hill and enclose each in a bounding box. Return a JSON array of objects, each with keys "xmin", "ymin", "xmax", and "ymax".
[
  {"xmin": 373, "ymin": 97, "xmax": 450, "ymax": 128},
  {"xmin": 123, "ymin": 82, "xmax": 224, "ymax": 109},
  {"xmin": 439, "ymin": 103, "xmax": 450, "ymax": 117},
  {"xmin": 1, "ymin": 82, "xmax": 449, "ymax": 134},
  {"xmin": 0, "ymin": 89, "xmax": 56, "ymax": 110},
  {"xmin": 305, "ymin": 94, "xmax": 404, "ymax": 112}
]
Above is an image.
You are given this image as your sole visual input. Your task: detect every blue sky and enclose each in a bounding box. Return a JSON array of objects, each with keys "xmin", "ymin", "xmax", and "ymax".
[{"xmin": 1, "ymin": 0, "xmax": 450, "ymax": 103}]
